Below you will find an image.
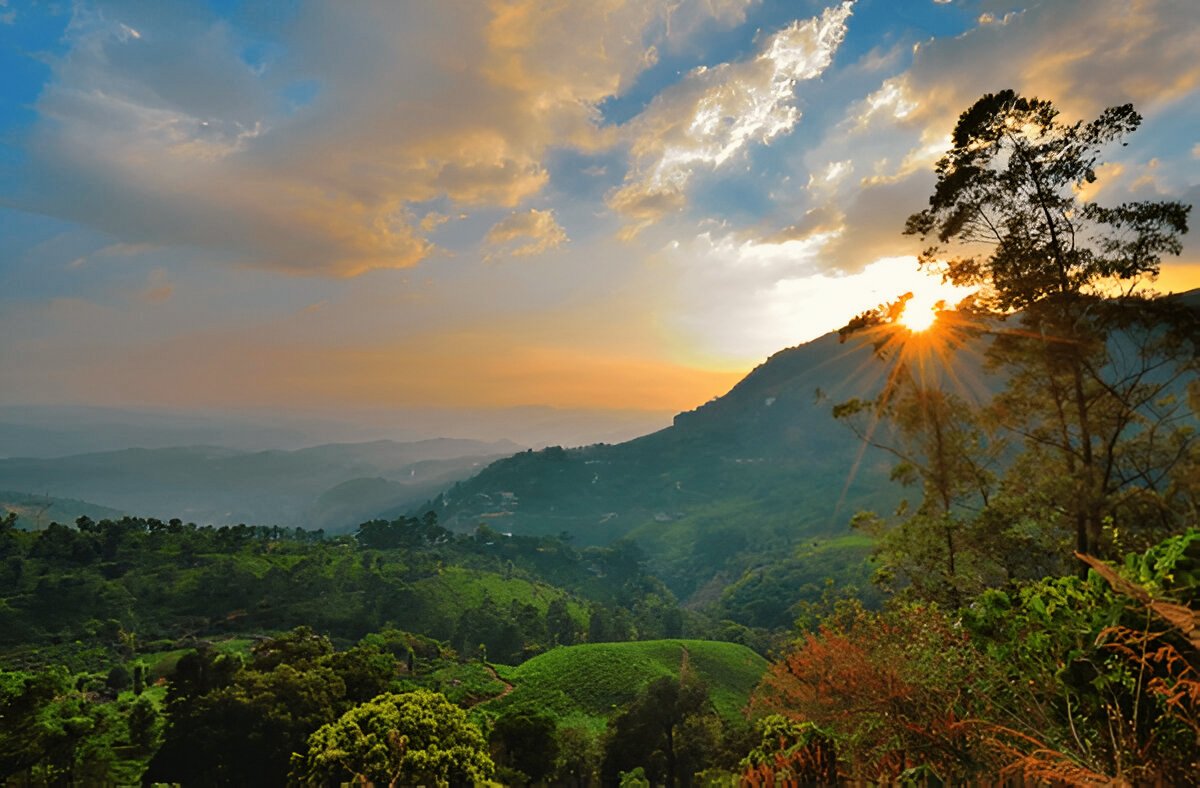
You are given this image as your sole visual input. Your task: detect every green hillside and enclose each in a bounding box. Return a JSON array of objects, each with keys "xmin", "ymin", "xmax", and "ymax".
[
  {"xmin": 485, "ymin": 639, "xmax": 768, "ymax": 731},
  {"xmin": 428, "ymin": 331, "xmax": 988, "ymax": 607},
  {"xmin": 412, "ymin": 566, "xmax": 586, "ymax": 617}
]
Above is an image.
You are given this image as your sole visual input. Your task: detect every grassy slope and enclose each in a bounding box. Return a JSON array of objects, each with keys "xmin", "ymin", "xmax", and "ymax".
[
  {"xmin": 486, "ymin": 639, "xmax": 767, "ymax": 732},
  {"xmin": 413, "ymin": 566, "xmax": 579, "ymax": 614}
]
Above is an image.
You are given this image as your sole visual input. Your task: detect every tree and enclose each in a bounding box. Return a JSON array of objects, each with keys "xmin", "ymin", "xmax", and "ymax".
[
  {"xmin": 602, "ymin": 675, "xmax": 717, "ymax": 788},
  {"xmin": 554, "ymin": 724, "xmax": 601, "ymax": 787},
  {"xmin": 291, "ymin": 690, "xmax": 493, "ymax": 787},
  {"xmin": 0, "ymin": 668, "xmax": 109, "ymax": 784},
  {"xmin": 490, "ymin": 709, "xmax": 559, "ymax": 785},
  {"xmin": 250, "ymin": 625, "xmax": 334, "ymax": 671},
  {"xmin": 125, "ymin": 696, "xmax": 160, "ymax": 752},
  {"xmin": 835, "ymin": 370, "xmax": 1001, "ymax": 604},
  {"xmin": 147, "ymin": 659, "xmax": 347, "ymax": 785},
  {"xmin": 104, "ymin": 663, "xmax": 131, "ymax": 695},
  {"xmin": 861, "ymin": 90, "xmax": 1195, "ymax": 567},
  {"xmin": 546, "ymin": 597, "xmax": 577, "ymax": 646}
]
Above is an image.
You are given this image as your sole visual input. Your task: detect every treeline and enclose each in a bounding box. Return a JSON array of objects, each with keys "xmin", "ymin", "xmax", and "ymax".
[{"xmin": 0, "ymin": 510, "xmax": 718, "ymax": 672}]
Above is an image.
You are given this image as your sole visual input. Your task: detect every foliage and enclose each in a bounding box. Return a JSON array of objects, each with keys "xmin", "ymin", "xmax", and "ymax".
[
  {"xmin": 601, "ymin": 675, "xmax": 719, "ymax": 788},
  {"xmin": 425, "ymin": 661, "xmax": 508, "ymax": 706},
  {"xmin": 739, "ymin": 715, "xmax": 838, "ymax": 786},
  {"xmin": 553, "ymin": 723, "xmax": 602, "ymax": 786},
  {"xmin": 144, "ymin": 630, "xmax": 355, "ymax": 785},
  {"xmin": 142, "ymin": 627, "xmax": 473, "ymax": 785},
  {"xmin": 751, "ymin": 602, "xmax": 1003, "ymax": 781},
  {"xmin": 291, "ymin": 689, "xmax": 493, "ymax": 787},
  {"xmin": 716, "ymin": 535, "xmax": 878, "ymax": 629},
  {"xmin": 1, "ymin": 666, "xmax": 162, "ymax": 785},
  {"xmin": 836, "ymin": 378, "xmax": 1003, "ymax": 606},
  {"xmin": 964, "ymin": 530, "xmax": 1200, "ymax": 783},
  {"xmin": 355, "ymin": 511, "xmax": 451, "ymax": 550},
  {"xmin": 489, "ymin": 709, "xmax": 559, "ymax": 785},
  {"xmin": 753, "ymin": 532, "xmax": 1200, "ymax": 783}
]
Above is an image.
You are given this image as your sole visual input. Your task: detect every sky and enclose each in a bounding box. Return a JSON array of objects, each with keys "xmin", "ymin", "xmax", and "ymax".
[{"xmin": 1, "ymin": 0, "xmax": 1198, "ymax": 442}]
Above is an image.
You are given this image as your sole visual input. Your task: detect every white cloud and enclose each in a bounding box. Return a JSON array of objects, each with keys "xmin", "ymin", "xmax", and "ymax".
[
  {"xmin": 485, "ymin": 209, "xmax": 569, "ymax": 258},
  {"xmin": 851, "ymin": 78, "xmax": 917, "ymax": 130},
  {"xmin": 765, "ymin": 0, "xmax": 1200, "ymax": 283},
  {"xmin": 608, "ymin": 2, "xmax": 853, "ymax": 236},
  {"xmin": 807, "ymin": 159, "xmax": 853, "ymax": 192}
]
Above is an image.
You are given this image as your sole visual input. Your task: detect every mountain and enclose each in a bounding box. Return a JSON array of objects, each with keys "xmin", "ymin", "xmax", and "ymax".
[
  {"xmin": 0, "ymin": 438, "xmax": 522, "ymax": 531},
  {"xmin": 428, "ymin": 328, "xmax": 995, "ymax": 610},
  {"xmin": 0, "ymin": 405, "xmax": 322, "ymax": 458}
]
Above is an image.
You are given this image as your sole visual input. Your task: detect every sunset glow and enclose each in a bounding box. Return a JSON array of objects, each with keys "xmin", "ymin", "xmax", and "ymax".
[
  {"xmin": 899, "ymin": 302, "xmax": 938, "ymax": 333},
  {"xmin": 0, "ymin": 0, "xmax": 1196, "ymax": 440},
  {"xmin": 897, "ymin": 289, "xmax": 951, "ymax": 333}
]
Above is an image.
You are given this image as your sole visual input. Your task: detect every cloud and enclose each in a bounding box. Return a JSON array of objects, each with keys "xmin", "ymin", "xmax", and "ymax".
[
  {"xmin": 879, "ymin": 0, "xmax": 1200, "ymax": 130},
  {"xmin": 419, "ymin": 212, "xmax": 451, "ymax": 233},
  {"xmin": 766, "ymin": 0, "xmax": 1200, "ymax": 283},
  {"xmin": 138, "ymin": 268, "xmax": 174, "ymax": 303},
  {"xmin": 8, "ymin": 0, "xmax": 750, "ymax": 277},
  {"xmin": 0, "ymin": 0, "xmax": 14, "ymax": 25},
  {"xmin": 485, "ymin": 208, "xmax": 569, "ymax": 258},
  {"xmin": 608, "ymin": 2, "xmax": 853, "ymax": 236}
]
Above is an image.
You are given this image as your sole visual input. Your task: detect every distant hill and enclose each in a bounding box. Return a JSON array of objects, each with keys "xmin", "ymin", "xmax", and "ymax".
[
  {"xmin": 429, "ymin": 328, "xmax": 995, "ymax": 609},
  {"xmin": 0, "ymin": 405, "xmax": 320, "ymax": 458},
  {"xmin": 0, "ymin": 490, "xmax": 125, "ymax": 530},
  {"xmin": 488, "ymin": 639, "xmax": 768, "ymax": 730},
  {"xmin": 0, "ymin": 438, "xmax": 522, "ymax": 531},
  {"xmin": 0, "ymin": 404, "xmax": 673, "ymax": 458}
]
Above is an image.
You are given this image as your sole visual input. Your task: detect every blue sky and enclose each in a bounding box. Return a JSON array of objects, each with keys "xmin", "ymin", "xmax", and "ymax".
[{"xmin": 1, "ymin": 0, "xmax": 1197, "ymax": 431}]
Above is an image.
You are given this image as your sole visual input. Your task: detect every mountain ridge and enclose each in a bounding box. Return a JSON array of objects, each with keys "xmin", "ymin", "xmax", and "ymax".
[{"xmin": 0, "ymin": 437, "xmax": 523, "ymax": 531}]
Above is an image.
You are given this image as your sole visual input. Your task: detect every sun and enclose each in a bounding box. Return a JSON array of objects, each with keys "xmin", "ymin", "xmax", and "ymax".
[{"xmin": 898, "ymin": 294, "xmax": 941, "ymax": 332}]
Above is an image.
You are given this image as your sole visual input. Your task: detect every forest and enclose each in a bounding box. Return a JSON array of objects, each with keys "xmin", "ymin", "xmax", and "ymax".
[{"xmin": 2, "ymin": 92, "xmax": 1199, "ymax": 786}]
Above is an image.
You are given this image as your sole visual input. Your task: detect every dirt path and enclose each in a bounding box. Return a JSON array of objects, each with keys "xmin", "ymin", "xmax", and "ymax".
[{"xmin": 471, "ymin": 663, "xmax": 515, "ymax": 707}]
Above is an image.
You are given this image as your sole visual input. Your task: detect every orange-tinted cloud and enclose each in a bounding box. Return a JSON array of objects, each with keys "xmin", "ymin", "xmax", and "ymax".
[
  {"xmin": 485, "ymin": 209, "xmax": 568, "ymax": 258},
  {"xmin": 12, "ymin": 1, "xmax": 753, "ymax": 278}
]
